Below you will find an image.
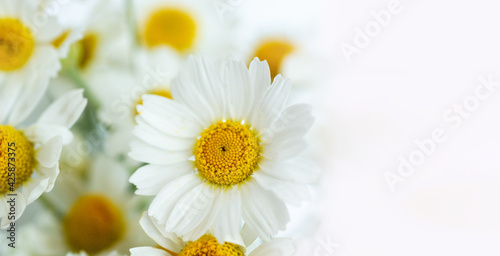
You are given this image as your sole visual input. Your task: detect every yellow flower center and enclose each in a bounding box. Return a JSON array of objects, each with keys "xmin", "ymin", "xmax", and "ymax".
[
  {"xmin": 179, "ymin": 234, "xmax": 244, "ymax": 256},
  {"xmin": 76, "ymin": 33, "xmax": 98, "ymax": 70},
  {"xmin": 0, "ymin": 126, "xmax": 34, "ymax": 195},
  {"xmin": 253, "ymin": 39, "xmax": 294, "ymax": 79},
  {"xmin": 0, "ymin": 18, "xmax": 35, "ymax": 71},
  {"xmin": 63, "ymin": 195, "xmax": 125, "ymax": 254},
  {"xmin": 135, "ymin": 88, "xmax": 173, "ymax": 116},
  {"xmin": 143, "ymin": 8, "xmax": 196, "ymax": 52},
  {"xmin": 195, "ymin": 121, "xmax": 260, "ymax": 186}
]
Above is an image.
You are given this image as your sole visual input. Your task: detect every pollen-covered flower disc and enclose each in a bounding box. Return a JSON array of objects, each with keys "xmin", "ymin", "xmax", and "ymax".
[
  {"xmin": 64, "ymin": 195, "xmax": 126, "ymax": 254},
  {"xmin": 129, "ymin": 56, "xmax": 319, "ymax": 245},
  {"xmin": 0, "ymin": 90, "xmax": 87, "ymax": 229}
]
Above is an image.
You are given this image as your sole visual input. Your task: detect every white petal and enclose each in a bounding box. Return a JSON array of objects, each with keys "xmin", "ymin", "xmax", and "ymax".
[
  {"xmin": 134, "ymin": 117, "xmax": 195, "ymax": 151},
  {"xmin": 251, "ymin": 75, "xmax": 291, "ymax": 132},
  {"xmin": 212, "ymin": 187, "xmax": 244, "ymax": 246},
  {"xmin": 241, "ymin": 223, "xmax": 259, "ymax": 247},
  {"xmin": 36, "ymin": 89, "xmax": 87, "ymax": 129},
  {"xmin": 139, "ymin": 214, "xmax": 183, "ymax": 253},
  {"xmin": 21, "ymin": 176, "xmax": 50, "ymax": 204},
  {"xmin": 35, "ymin": 164, "xmax": 59, "ymax": 192},
  {"xmin": 249, "ymin": 238, "xmax": 295, "ymax": 256},
  {"xmin": 253, "ymin": 172, "xmax": 311, "ymax": 207},
  {"xmin": 262, "ymin": 138, "xmax": 307, "ymax": 161},
  {"xmin": 171, "ymin": 56, "xmax": 225, "ymax": 126},
  {"xmin": 149, "ymin": 175, "xmax": 201, "ymax": 225},
  {"xmin": 140, "ymin": 94, "xmax": 203, "ymax": 138},
  {"xmin": 220, "ymin": 59, "xmax": 252, "ymax": 120},
  {"xmin": 248, "ymin": 58, "xmax": 271, "ymax": 109},
  {"xmin": 260, "ymin": 104, "xmax": 314, "ymax": 145},
  {"xmin": 0, "ymin": 73, "xmax": 24, "ymax": 124},
  {"xmin": 129, "ymin": 140, "xmax": 192, "ymax": 165},
  {"xmin": 7, "ymin": 46, "xmax": 60, "ymax": 125},
  {"xmin": 259, "ymin": 158, "xmax": 321, "ymax": 184},
  {"xmin": 0, "ymin": 193, "xmax": 27, "ymax": 229},
  {"xmin": 35, "ymin": 136, "xmax": 63, "ymax": 168},
  {"xmin": 24, "ymin": 124, "xmax": 73, "ymax": 145},
  {"xmin": 165, "ymin": 183, "xmax": 218, "ymax": 238},
  {"xmin": 130, "ymin": 162, "xmax": 193, "ymax": 196},
  {"xmin": 241, "ymin": 179, "xmax": 290, "ymax": 240},
  {"xmin": 130, "ymin": 247, "xmax": 171, "ymax": 256}
]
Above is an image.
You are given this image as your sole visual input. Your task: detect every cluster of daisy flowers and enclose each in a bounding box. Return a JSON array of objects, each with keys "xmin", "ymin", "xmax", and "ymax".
[{"xmin": 0, "ymin": 0, "xmax": 320, "ymax": 255}]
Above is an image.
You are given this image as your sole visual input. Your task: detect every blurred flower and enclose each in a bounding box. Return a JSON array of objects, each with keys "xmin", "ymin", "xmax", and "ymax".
[
  {"xmin": 0, "ymin": 0, "xmax": 77, "ymax": 123},
  {"xmin": 19, "ymin": 156, "xmax": 150, "ymax": 255},
  {"xmin": 132, "ymin": 0, "xmax": 233, "ymax": 57},
  {"xmin": 95, "ymin": 47, "xmax": 180, "ymax": 163},
  {"xmin": 0, "ymin": 90, "xmax": 87, "ymax": 228},
  {"xmin": 130, "ymin": 213, "xmax": 295, "ymax": 256},
  {"xmin": 129, "ymin": 56, "xmax": 318, "ymax": 245}
]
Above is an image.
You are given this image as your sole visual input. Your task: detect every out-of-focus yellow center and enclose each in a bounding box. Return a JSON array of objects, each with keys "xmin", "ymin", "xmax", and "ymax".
[
  {"xmin": 253, "ymin": 39, "xmax": 294, "ymax": 79},
  {"xmin": 0, "ymin": 18, "xmax": 35, "ymax": 71},
  {"xmin": 143, "ymin": 8, "xmax": 196, "ymax": 52},
  {"xmin": 77, "ymin": 33, "xmax": 98, "ymax": 70},
  {"xmin": 179, "ymin": 234, "xmax": 244, "ymax": 256},
  {"xmin": 63, "ymin": 195, "xmax": 125, "ymax": 254},
  {"xmin": 51, "ymin": 30, "xmax": 70, "ymax": 48},
  {"xmin": 0, "ymin": 126, "xmax": 34, "ymax": 195},
  {"xmin": 195, "ymin": 121, "xmax": 260, "ymax": 186},
  {"xmin": 135, "ymin": 88, "xmax": 173, "ymax": 116}
]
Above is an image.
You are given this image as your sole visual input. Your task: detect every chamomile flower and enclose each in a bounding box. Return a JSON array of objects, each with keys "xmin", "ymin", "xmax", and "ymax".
[
  {"xmin": 21, "ymin": 156, "xmax": 150, "ymax": 255},
  {"xmin": 0, "ymin": 90, "xmax": 87, "ymax": 229},
  {"xmin": 130, "ymin": 213, "xmax": 295, "ymax": 256},
  {"xmin": 92, "ymin": 46, "xmax": 180, "ymax": 162},
  {"xmin": 132, "ymin": 0, "xmax": 232, "ymax": 57},
  {"xmin": 62, "ymin": 0, "xmax": 131, "ymax": 74},
  {"xmin": 0, "ymin": 0, "xmax": 76, "ymax": 123},
  {"xmin": 231, "ymin": 1, "xmax": 326, "ymax": 90},
  {"xmin": 129, "ymin": 56, "xmax": 319, "ymax": 245}
]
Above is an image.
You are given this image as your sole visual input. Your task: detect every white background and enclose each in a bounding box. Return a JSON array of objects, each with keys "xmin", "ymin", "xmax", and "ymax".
[{"xmin": 237, "ymin": 0, "xmax": 500, "ymax": 255}]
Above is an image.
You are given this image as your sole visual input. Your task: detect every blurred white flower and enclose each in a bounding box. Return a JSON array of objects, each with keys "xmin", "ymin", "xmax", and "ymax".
[
  {"xmin": 130, "ymin": 213, "xmax": 295, "ymax": 256},
  {"xmin": 0, "ymin": 90, "xmax": 87, "ymax": 228},
  {"xmin": 132, "ymin": 0, "xmax": 233, "ymax": 57},
  {"xmin": 18, "ymin": 156, "xmax": 151, "ymax": 255},
  {"xmin": 0, "ymin": 0, "xmax": 78, "ymax": 123},
  {"xmin": 129, "ymin": 56, "xmax": 319, "ymax": 245}
]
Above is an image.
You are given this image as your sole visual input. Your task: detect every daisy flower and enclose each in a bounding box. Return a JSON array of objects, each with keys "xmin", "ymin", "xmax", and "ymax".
[
  {"xmin": 130, "ymin": 213, "xmax": 295, "ymax": 256},
  {"xmin": 0, "ymin": 0, "xmax": 76, "ymax": 123},
  {"xmin": 0, "ymin": 89, "xmax": 87, "ymax": 229},
  {"xmin": 60, "ymin": 0, "xmax": 131, "ymax": 74},
  {"xmin": 132, "ymin": 0, "xmax": 233, "ymax": 57},
  {"xmin": 19, "ymin": 156, "xmax": 150, "ymax": 255},
  {"xmin": 96, "ymin": 46, "xmax": 180, "ymax": 161},
  {"xmin": 129, "ymin": 56, "xmax": 319, "ymax": 245},
  {"xmin": 230, "ymin": 0, "xmax": 327, "ymax": 90}
]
